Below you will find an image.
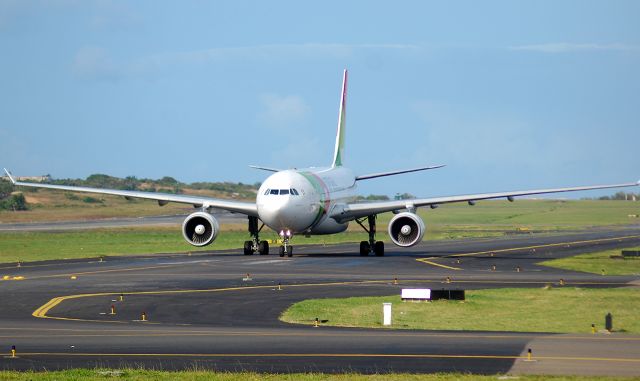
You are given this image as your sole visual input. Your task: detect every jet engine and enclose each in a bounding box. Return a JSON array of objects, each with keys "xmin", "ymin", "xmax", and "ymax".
[
  {"xmin": 388, "ymin": 212, "xmax": 425, "ymax": 247},
  {"xmin": 182, "ymin": 212, "xmax": 220, "ymax": 247}
]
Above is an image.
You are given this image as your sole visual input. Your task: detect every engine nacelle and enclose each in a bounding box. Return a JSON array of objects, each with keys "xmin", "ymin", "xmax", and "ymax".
[
  {"xmin": 388, "ymin": 212, "xmax": 425, "ymax": 247},
  {"xmin": 182, "ymin": 212, "xmax": 220, "ymax": 247}
]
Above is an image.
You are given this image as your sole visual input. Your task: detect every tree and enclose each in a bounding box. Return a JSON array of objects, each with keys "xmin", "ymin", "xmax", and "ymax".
[
  {"xmin": 394, "ymin": 192, "xmax": 416, "ymax": 200},
  {"xmin": 0, "ymin": 180, "xmax": 14, "ymax": 199},
  {"xmin": 1, "ymin": 193, "xmax": 28, "ymax": 211}
]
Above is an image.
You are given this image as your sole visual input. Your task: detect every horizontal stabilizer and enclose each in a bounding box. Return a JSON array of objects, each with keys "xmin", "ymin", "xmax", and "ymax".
[
  {"xmin": 248, "ymin": 165, "xmax": 282, "ymax": 173},
  {"xmin": 356, "ymin": 165, "xmax": 446, "ymax": 181},
  {"xmin": 3, "ymin": 168, "xmax": 16, "ymax": 184}
]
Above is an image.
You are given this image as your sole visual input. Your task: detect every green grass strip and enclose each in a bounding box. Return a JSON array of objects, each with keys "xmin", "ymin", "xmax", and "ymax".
[
  {"xmin": 540, "ymin": 247, "xmax": 640, "ymax": 276},
  {"xmin": 281, "ymin": 288, "xmax": 640, "ymax": 334}
]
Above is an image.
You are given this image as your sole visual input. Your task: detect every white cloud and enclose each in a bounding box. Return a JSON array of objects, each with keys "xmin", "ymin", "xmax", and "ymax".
[
  {"xmin": 70, "ymin": 43, "xmax": 421, "ymax": 81},
  {"xmin": 410, "ymin": 100, "xmax": 542, "ymax": 167},
  {"xmin": 269, "ymin": 136, "xmax": 325, "ymax": 168},
  {"xmin": 160, "ymin": 43, "xmax": 420, "ymax": 64},
  {"xmin": 509, "ymin": 43, "xmax": 639, "ymax": 53},
  {"xmin": 258, "ymin": 94, "xmax": 311, "ymax": 130},
  {"xmin": 72, "ymin": 46, "xmax": 121, "ymax": 81}
]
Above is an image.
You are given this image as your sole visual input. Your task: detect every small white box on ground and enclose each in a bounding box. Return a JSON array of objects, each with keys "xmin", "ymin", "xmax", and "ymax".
[
  {"xmin": 383, "ymin": 302, "xmax": 392, "ymax": 326},
  {"xmin": 401, "ymin": 288, "xmax": 431, "ymax": 300}
]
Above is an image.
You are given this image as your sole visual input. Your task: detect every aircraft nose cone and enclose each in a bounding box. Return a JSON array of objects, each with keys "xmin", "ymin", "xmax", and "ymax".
[
  {"xmin": 259, "ymin": 198, "xmax": 292, "ymax": 228},
  {"xmin": 258, "ymin": 196, "xmax": 315, "ymax": 234}
]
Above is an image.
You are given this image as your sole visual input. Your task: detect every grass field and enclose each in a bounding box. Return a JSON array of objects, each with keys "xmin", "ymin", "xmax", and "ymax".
[
  {"xmin": 1, "ymin": 199, "xmax": 639, "ymax": 264},
  {"xmin": 0, "ymin": 228, "xmax": 385, "ymax": 263},
  {"xmin": 540, "ymin": 247, "xmax": 640, "ymax": 275},
  {"xmin": 0, "ymin": 370, "xmax": 635, "ymax": 381},
  {"xmin": 280, "ymin": 287, "xmax": 640, "ymax": 333},
  {"xmin": 0, "ymin": 226, "xmax": 511, "ymax": 263}
]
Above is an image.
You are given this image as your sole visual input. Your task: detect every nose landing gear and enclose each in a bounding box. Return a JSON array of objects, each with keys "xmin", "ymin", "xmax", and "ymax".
[
  {"xmin": 278, "ymin": 230, "xmax": 293, "ymax": 258},
  {"xmin": 244, "ymin": 216, "xmax": 270, "ymax": 255}
]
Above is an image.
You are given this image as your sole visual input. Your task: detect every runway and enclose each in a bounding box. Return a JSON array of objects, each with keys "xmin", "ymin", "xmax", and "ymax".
[{"xmin": 1, "ymin": 226, "xmax": 639, "ymax": 375}]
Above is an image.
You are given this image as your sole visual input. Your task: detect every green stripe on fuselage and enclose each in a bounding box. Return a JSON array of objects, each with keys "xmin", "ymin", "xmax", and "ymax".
[{"xmin": 299, "ymin": 172, "xmax": 330, "ymax": 227}]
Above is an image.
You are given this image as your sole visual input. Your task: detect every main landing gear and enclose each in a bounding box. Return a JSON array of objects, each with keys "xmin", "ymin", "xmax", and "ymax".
[
  {"xmin": 356, "ymin": 215, "xmax": 385, "ymax": 256},
  {"xmin": 243, "ymin": 216, "xmax": 270, "ymax": 256}
]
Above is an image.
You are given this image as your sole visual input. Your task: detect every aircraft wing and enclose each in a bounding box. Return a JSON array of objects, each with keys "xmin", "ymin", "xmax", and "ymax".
[
  {"xmin": 3, "ymin": 169, "xmax": 258, "ymax": 217},
  {"xmin": 333, "ymin": 180, "xmax": 640, "ymax": 222}
]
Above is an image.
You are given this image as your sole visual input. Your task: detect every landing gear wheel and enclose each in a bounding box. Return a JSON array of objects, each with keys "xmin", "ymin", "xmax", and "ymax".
[
  {"xmin": 374, "ymin": 241, "xmax": 385, "ymax": 257},
  {"xmin": 243, "ymin": 241, "xmax": 253, "ymax": 255},
  {"xmin": 359, "ymin": 241, "xmax": 370, "ymax": 256},
  {"xmin": 259, "ymin": 240, "xmax": 269, "ymax": 255},
  {"xmin": 279, "ymin": 246, "xmax": 285, "ymax": 257},
  {"xmin": 287, "ymin": 246, "xmax": 293, "ymax": 257}
]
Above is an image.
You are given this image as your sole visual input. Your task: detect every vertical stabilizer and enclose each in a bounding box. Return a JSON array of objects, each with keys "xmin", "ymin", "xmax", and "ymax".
[{"xmin": 332, "ymin": 69, "xmax": 348, "ymax": 167}]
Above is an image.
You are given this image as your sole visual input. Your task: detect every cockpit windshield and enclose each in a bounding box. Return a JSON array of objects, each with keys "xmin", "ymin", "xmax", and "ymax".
[{"xmin": 263, "ymin": 188, "xmax": 300, "ymax": 196}]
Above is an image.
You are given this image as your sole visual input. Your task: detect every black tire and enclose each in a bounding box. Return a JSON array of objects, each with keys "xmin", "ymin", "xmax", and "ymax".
[
  {"xmin": 287, "ymin": 246, "xmax": 293, "ymax": 257},
  {"xmin": 279, "ymin": 246, "xmax": 285, "ymax": 257},
  {"xmin": 374, "ymin": 241, "xmax": 385, "ymax": 256},
  {"xmin": 259, "ymin": 240, "xmax": 269, "ymax": 255},
  {"xmin": 359, "ymin": 241, "xmax": 370, "ymax": 256},
  {"xmin": 243, "ymin": 241, "xmax": 253, "ymax": 255}
]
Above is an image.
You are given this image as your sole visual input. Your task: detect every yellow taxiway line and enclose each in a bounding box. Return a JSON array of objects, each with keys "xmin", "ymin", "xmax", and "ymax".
[
  {"xmin": 415, "ymin": 234, "xmax": 640, "ymax": 268},
  {"xmin": 415, "ymin": 258, "xmax": 462, "ymax": 270},
  {"xmin": 32, "ymin": 277, "xmax": 632, "ymax": 323},
  {"xmin": 453, "ymin": 234, "xmax": 640, "ymax": 258},
  {"xmin": 31, "ymin": 280, "xmax": 397, "ymax": 321},
  {"xmin": 3, "ymin": 330, "xmax": 640, "ymax": 342}
]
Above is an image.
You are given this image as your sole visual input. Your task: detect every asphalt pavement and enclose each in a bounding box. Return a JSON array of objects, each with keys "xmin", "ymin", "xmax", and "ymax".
[{"xmin": 0, "ymin": 226, "xmax": 639, "ymax": 375}]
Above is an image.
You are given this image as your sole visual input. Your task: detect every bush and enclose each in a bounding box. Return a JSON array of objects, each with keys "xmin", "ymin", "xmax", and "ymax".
[
  {"xmin": 0, "ymin": 180, "xmax": 14, "ymax": 199},
  {"xmin": 65, "ymin": 193, "xmax": 80, "ymax": 201},
  {"xmin": 0, "ymin": 193, "xmax": 28, "ymax": 211},
  {"xmin": 82, "ymin": 196, "xmax": 103, "ymax": 204}
]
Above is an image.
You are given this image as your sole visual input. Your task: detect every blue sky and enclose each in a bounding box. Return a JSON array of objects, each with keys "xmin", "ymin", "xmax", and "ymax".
[{"xmin": 1, "ymin": 1, "xmax": 639, "ymax": 198}]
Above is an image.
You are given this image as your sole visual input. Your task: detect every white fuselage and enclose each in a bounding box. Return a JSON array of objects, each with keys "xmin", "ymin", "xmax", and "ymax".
[{"xmin": 256, "ymin": 166, "xmax": 356, "ymax": 235}]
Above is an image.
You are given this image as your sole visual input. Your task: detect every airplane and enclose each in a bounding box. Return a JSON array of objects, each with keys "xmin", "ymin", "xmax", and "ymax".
[{"xmin": 4, "ymin": 69, "xmax": 639, "ymax": 258}]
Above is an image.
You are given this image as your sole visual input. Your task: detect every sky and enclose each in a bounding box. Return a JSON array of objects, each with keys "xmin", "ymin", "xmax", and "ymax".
[{"xmin": 1, "ymin": 1, "xmax": 639, "ymax": 199}]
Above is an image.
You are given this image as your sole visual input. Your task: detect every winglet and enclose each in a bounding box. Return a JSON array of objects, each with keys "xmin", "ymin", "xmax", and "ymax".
[{"xmin": 3, "ymin": 168, "xmax": 16, "ymax": 184}]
